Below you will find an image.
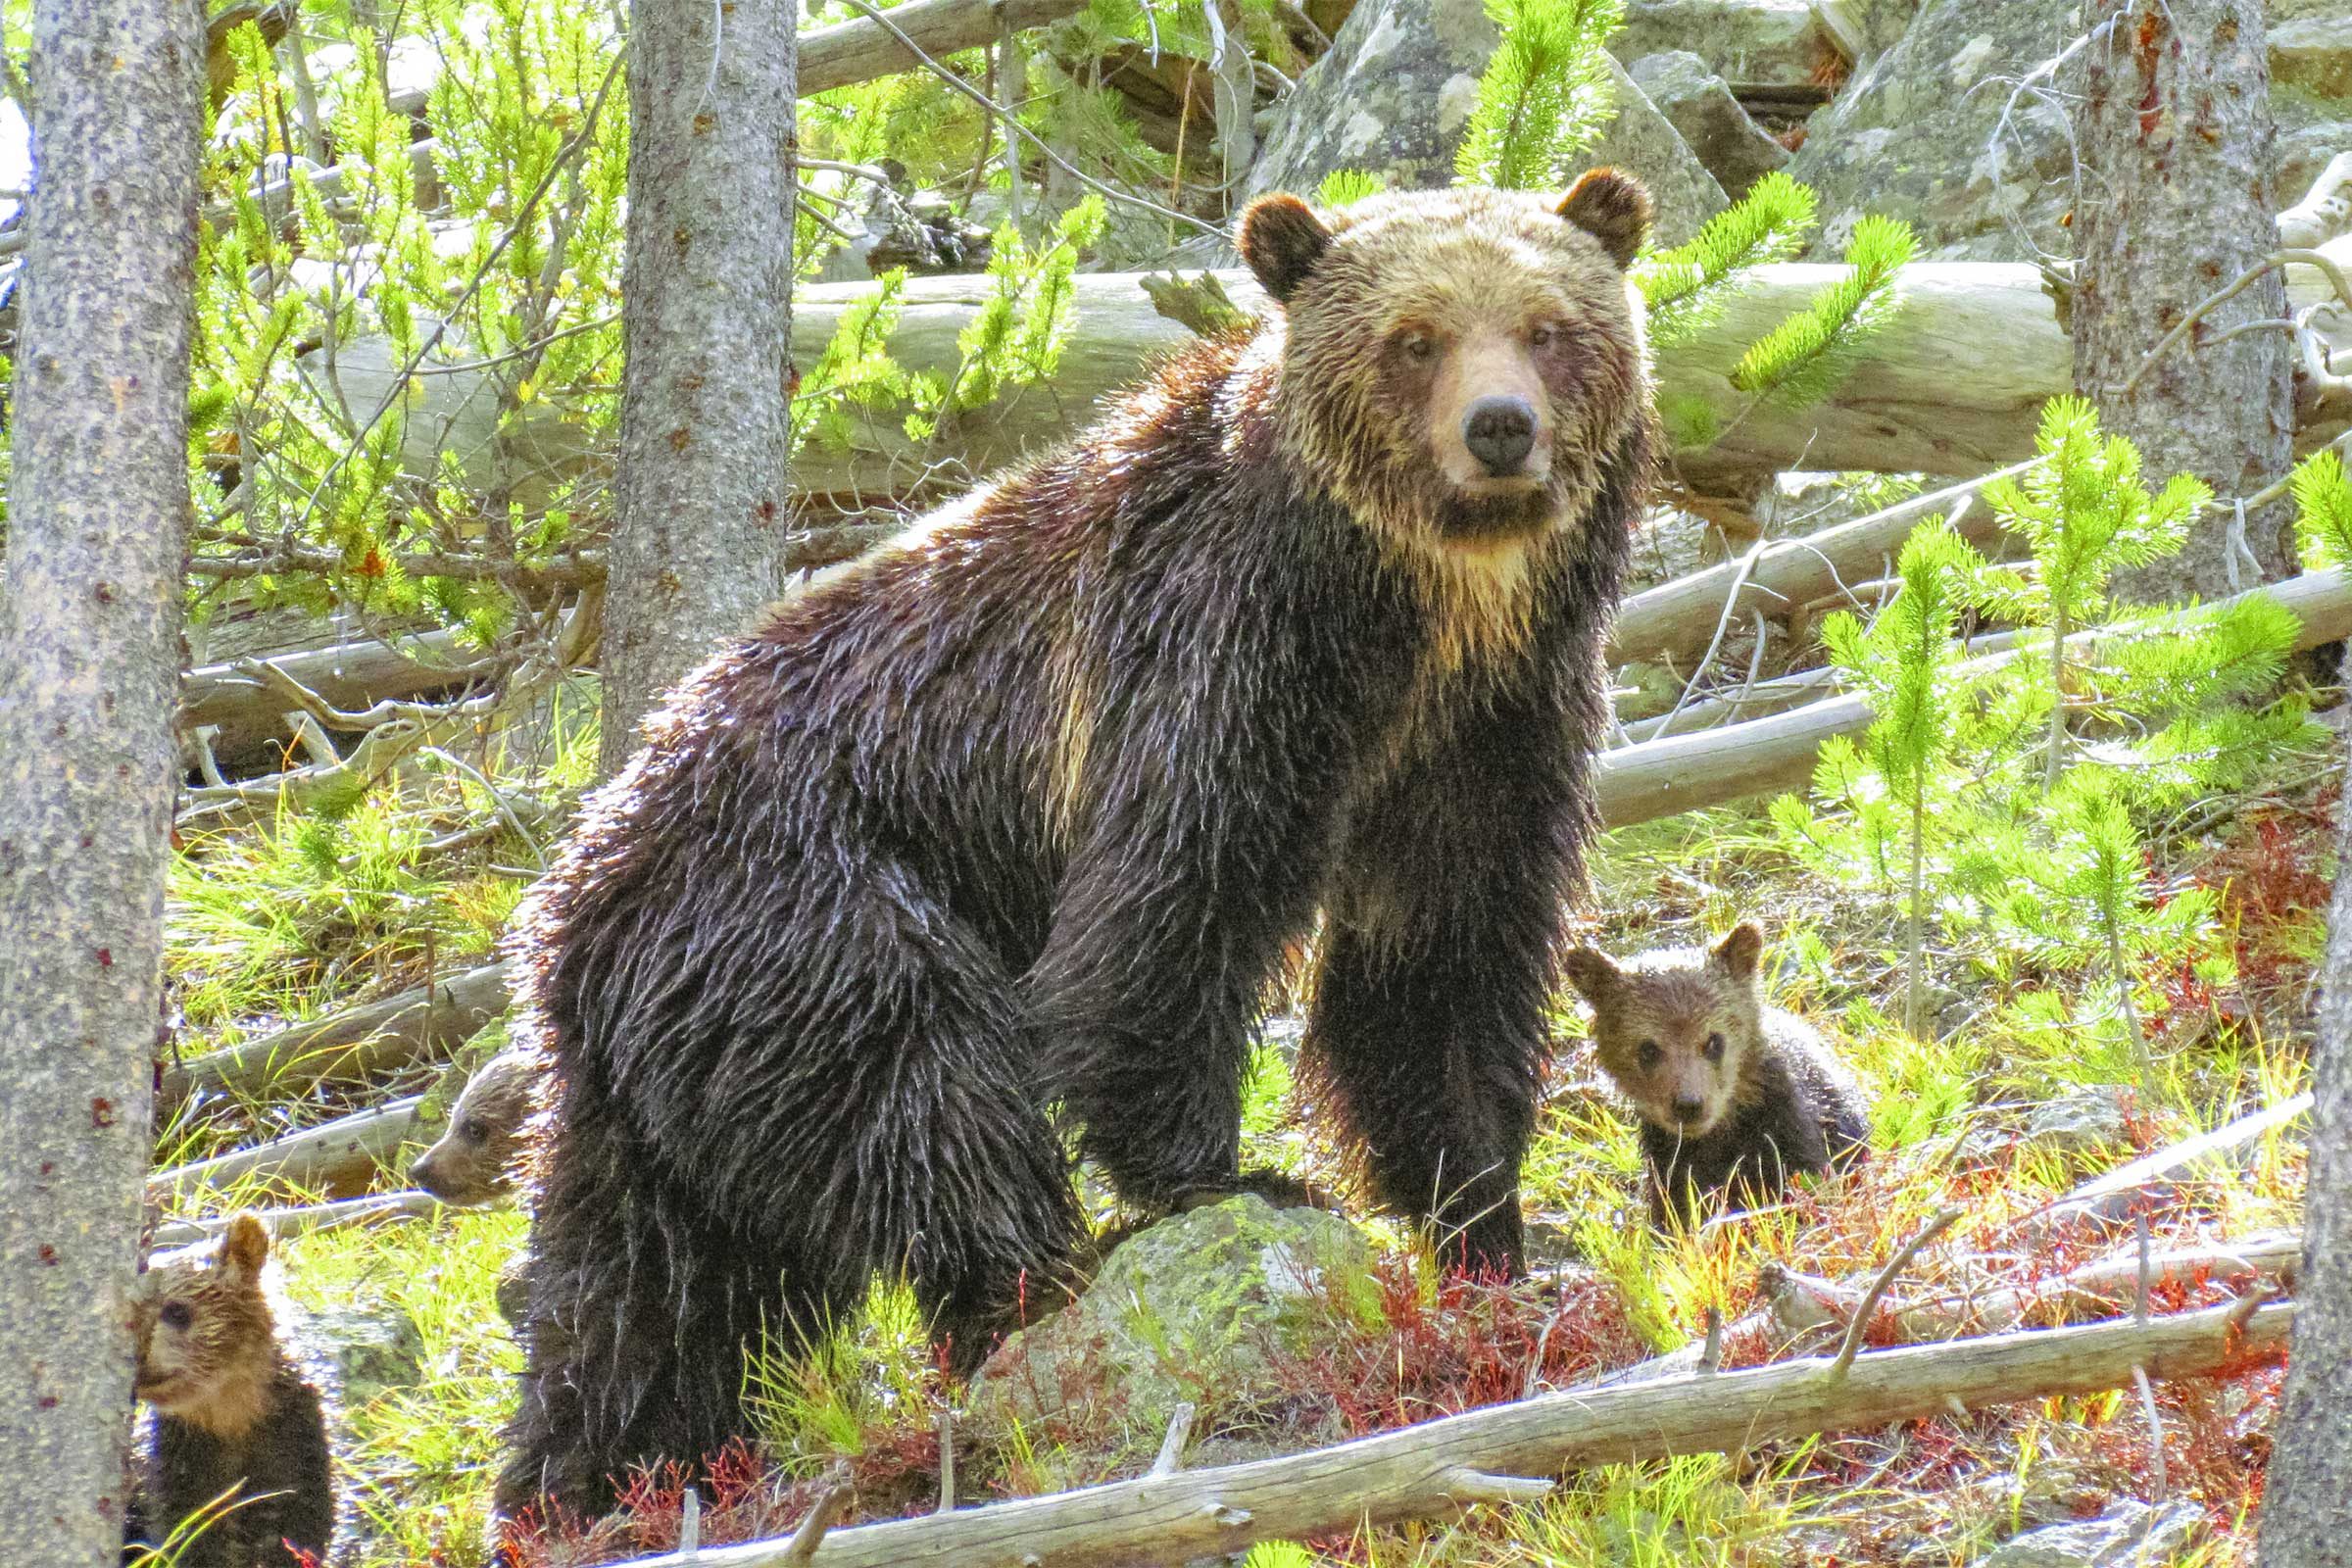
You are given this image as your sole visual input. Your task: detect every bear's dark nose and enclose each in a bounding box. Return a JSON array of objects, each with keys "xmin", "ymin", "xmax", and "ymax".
[
  {"xmin": 1462, "ymin": 395, "xmax": 1538, "ymax": 476},
  {"xmin": 1672, "ymin": 1095, "xmax": 1706, "ymax": 1122}
]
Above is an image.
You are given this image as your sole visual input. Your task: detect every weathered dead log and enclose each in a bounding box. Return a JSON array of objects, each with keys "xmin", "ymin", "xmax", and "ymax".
[
  {"xmin": 785, "ymin": 259, "xmax": 2352, "ymax": 501},
  {"xmin": 607, "ymin": 1298, "xmax": 2292, "ymax": 1568},
  {"xmin": 1608, "ymin": 463, "xmax": 2029, "ymax": 665},
  {"xmin": 160, "ymin": 960, "xmax": 512, "ymax": 1110},
  {"xmin": 149, "ymin": 1192, "xmax": 439, "ymax": 1253},
  {"xmin": 149, "ymin": 1096, "xmax": 423, "ymax": 1202},
  {"xmin": 178, "ymin": 627, "xmax": 487, "ymax": 760},
  {"xmin": 1595, "ymin": 564, "xmax": 2352, "ymax": 827},
  {"xmin": 800, "ymin": 0, "xmax": 1090, "ymax": 96}
]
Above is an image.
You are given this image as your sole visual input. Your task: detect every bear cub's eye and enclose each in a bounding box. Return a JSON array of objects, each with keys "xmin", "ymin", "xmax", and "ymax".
[
  {"xmin": 160, "ymin": 1300, "xmax": 194, "ymax": 1331},
  {"xmin": 1396, "ymin": 330, "xmax": 1436, "ymax": 363},
  {"xmin": 461, "ymin": 1117, "xmax": 491, "ymax": 1144},
  {"xmin": 1637, "ymin": 1040, "xmax": 1662, "ymax": 1071},
  {"xmin": 1529, "ymin": 322, "xmax": 1559, "ymax": 349},
  {"xmin": 1703, "ymin": 1032, "xmax": 1727, "ymax": 1063}
]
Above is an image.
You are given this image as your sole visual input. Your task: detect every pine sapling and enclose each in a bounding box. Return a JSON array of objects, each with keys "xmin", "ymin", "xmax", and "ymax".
[
  {"xmin": 1979, "ymin": 396, "xmax": 2210, "ymax": 793},
  {"xmin": 1812, "ymin": 515, "xmax": 1986, "ymax": 1036}
]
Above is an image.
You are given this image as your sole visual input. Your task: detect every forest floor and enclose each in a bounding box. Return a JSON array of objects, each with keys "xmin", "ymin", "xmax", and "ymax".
[{"xmin": 149, "ymin": 564, "xmax": 2329, "ymax": 1568}]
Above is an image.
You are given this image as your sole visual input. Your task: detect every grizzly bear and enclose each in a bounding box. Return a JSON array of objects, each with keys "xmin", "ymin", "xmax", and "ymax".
[
  {"xmin": 497, "ymin": 172, "xmax": 1658, "ymax": 1517},
  {"xmin": 124, "ymin": 1215, "xmax": 340, "ymax": 1568},
  {"xmin": 409, "ymin": 1045, "xmax": 537, "ymax": 1207},
  {"xmin": 1563, "ymin": 923, "xmax": 1872, "ymax": 1228}
]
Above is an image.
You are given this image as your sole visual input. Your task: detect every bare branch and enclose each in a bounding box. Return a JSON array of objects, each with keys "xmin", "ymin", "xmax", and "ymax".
[{"xmin": 1829, "ymin": 1208, "xmax": 1962, "ymax": 1381}]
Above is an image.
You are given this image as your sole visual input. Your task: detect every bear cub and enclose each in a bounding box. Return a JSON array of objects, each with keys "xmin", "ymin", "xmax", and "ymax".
[
  {"xmin": 1564, "ymin": 923, "xmax": 1870, "ymax": 1226},
  {"xmin": 409, "ymin": 1045, "xmax": 536, "ymax": 1207},
  {"xmin": 125, "ymin": 1213, "xmax": 340, "ymax": 1568}
]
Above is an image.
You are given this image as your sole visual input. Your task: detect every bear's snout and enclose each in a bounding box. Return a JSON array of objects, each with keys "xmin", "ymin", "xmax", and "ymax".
[{"xmin": 1462, "ymin": 396, "xmax": 1538, "ymax": 477}]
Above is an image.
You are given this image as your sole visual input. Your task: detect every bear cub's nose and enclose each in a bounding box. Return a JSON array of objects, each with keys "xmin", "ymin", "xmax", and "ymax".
[
  {"xmin": 1462, "ymin": 395, "xmax": 1538, "ymax": 476},
  {"xmin": 1672, "ymin": 1094, "xmax": 1707, "ymax": 1121}
]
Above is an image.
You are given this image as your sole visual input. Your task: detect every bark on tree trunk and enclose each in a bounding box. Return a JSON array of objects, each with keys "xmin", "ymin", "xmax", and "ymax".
[
  {"xmin": 2070, "ymin": 0, "xmax": 2296, "ymax": 602},
  {"xmin": 0, "ymin": 0, "xmax": 206, "ymax": 1560},
  {"xmin": 2258, "ymin": 724, "xmax": 2352, "ymax": 1566},
  {"xmin": 597, "ymin": 0, "xmax": 798, "ymax": 777}
]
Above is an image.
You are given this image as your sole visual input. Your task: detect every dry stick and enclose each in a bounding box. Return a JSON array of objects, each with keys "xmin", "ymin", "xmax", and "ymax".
[
  {"xmin": 1700, "ymin": 1306, "xmax": 1725, "ymax": 1375},
  {"xmin": 1149, "ymin": 1402, "xmax": 1198, "ymax": 1480},
  {"xmin": 681, "ymin": 1488, "xmax": 703, "ymax": 1560},
  {"xmin": 2135, "ymin": 1215, "xmax": 2152, "ymax": 1327},
  {"xmin": 1829, "ymin": 1208, "xmax": 1963, "ymax": 1381},
  {"xmin": 603, "ymin": 1298, "xmax": 2295, "ymax": 1568},
  {"xmin": 935, "ymin": 1413, "xmax": 956, "ymax": 1515},
  {"xmin": 782, "ymin": 1467, "xmax": 857, "ymax": 1565},
  {"xmin": 2131, "ymin": 1366, "xmax": 2167, "ymax": 1506}
]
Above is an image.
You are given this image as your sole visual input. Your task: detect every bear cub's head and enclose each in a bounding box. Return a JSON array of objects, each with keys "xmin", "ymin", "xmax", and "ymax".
[
  {"xmin": 130, "ymin": 1213, "xmax": 281, "ymax": 1438},
  {"xmin": 1237, "ymin": 170, "xmax": 1652, "ymax": 551},
  {"xmin": 409, "ymin": 1045, "xmax": 538, "ymax": 1207},
  {"xmin": 1563, "ymin": 923, "xmax": 1767, "ymax": 1141}
]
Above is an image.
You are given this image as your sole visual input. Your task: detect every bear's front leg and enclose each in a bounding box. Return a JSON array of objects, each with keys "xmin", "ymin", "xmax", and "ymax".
[{"xmin": 1301, "ymin": 709, "xmax": 1588, "ymax": 1278}]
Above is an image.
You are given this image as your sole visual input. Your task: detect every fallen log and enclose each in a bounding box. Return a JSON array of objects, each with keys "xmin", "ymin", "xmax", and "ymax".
[
  {"xmin": 1595, "ymin": 564, "xmax": 2352, "ymax": 827},
  {"xmin": 149, "ymin": 1192, "xmax": 439, "ymax": 1253},
  {"xmin": 783, "ymin": 260, "xmax": 2352, "ymax": 501},
  {"xmin": 607, "ymin": 1298, "xmax": 2293, "ymax": 1568},
  {"xmin": 149, "ymin": 1096, "xmax": 423, "ymax": 1202},
  {"xmin": 178, "ymin": 627, "xmax": 487, "ymax": 761},
  {"xmin": 160, "ymin": 960, "xmax": 511, "ymax": 1110}
]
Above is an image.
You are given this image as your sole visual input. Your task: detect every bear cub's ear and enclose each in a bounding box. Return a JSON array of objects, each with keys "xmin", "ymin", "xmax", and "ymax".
[
  {"xmin": 1239, "ymin": 194, "xmax": 1335, "ymax": 306},
  {"xmin": 1709, "ymin": 922, "xmax": 1765, "ymax": 986},
  {"xmin": 1557, "ymin": 168, "xmax": 1653, "ymax": 270},
  {"xmin": 1562, "ymin": 946, "xmax": 1623, "ymax": 1005}
]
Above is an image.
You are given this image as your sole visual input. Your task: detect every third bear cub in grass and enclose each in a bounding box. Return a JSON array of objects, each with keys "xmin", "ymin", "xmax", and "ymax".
[{"xmin": 1564, "ymin": 923, "xmax": 1871, "ymax": 1226}]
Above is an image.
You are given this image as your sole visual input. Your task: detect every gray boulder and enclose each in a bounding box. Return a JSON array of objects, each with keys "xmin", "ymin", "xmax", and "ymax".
[
  {"xmin": 1980, "ymin": 1501, "xmax": 2203, "ymax": 1568},
  {"xmin": 2021, "ymin": 1084, "xmax": 2135, "ymax": 1157},
  {"xmin": 971, "ymin": 1196, "xmax": 1382, "ymax": 1453},
  {"xmin": 1630, "ymin": 49, "xmax": 1793, "ymax": 197},
  {"xmin": 1788, "ymin": 0, "xmax": 2352, "ymax": 262},
  {"xmin": 1247, "ymin": 0, "xmax": 1726, "ymax": 244},
  {"xmin": 1609, "ymin": 0, "xmax": 1835, "ymax": 88}
]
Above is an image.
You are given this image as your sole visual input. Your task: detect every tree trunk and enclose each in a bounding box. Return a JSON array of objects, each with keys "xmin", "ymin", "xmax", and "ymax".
[
  {"xmin": 597, "ymin": 0, "xmax": 798, "ymax": 776},
  {"xmin": 0, "ymin": 0, "xmax": 206, "ymax": 1560},
  {"xmin": 2259, "ymin": 728, "xmax": 2352, "ymax": 1565},
  {"xmin": 2070, "ymin": 0, "xmax": 2295, "ymax": 602}
]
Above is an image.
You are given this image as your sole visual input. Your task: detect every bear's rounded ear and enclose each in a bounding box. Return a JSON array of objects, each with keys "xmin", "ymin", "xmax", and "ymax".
[
  {"xmin": 1562, "ymin": 947, "xmax": 1622, "ymax": 1004},
  {"xmin": 1709, "ymin": 922, "xmax": 1764, "ymax": 986},
  {"xmin": 1239, "ymin": 193, "xmax": 1335, "ymax": 306},
  {"xmin": 1557, "ymin": 168, "xmax": 1652, "ymax": 270},
  {"xmin": 220, "ymin": 1212, "xmax": 270, "ymax": 1281}
]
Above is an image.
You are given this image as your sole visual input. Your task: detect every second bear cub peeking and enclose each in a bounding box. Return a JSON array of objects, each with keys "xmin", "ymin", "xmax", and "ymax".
[{"xmin": 1565, "ymin": 924, "xmax": 1871, "ymax": 1225}]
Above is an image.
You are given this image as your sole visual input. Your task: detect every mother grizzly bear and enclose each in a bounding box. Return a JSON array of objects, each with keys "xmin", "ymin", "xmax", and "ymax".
[{"xmin": 500, "ymin": 172, "xmax": 1656, "ymax": 1516}]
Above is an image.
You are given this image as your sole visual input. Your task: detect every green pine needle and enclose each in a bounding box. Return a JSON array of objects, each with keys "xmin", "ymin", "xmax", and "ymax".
[
  {"xmin": 1728, "ymin": 213, "xmax": 1914, "ymax": 411},
  {"xmin": 1316, "ymin": 169, "xmax": 1389, "ymax": 208},
  {"xmin": 1452, "ymin": 0, "xmax": 1625, "ymax": 191}
]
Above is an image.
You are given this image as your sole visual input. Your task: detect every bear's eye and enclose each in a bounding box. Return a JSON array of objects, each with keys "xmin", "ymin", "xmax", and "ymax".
[
  {"xmin": 461, "ymin": 1118, "xmax": 491, "ymax": 1144},
  {"xmin": 1637, "ymin": 1040, "xmax": 1662, "ymax": 1072},
  {"xmin": 1530, "ymin": 322, "xmax": 1559, "ymax": 349},
  {"xmin": 1703, "ymin": 1032, "xmax": 1726, "ymax": 1063},
  {"xmin": 1396, "ymin": 330, "xmax": 1436, "ymax": 363},
  {"xmin": 160, "ymin": 1301, "xmax": 193, "ymax": 1331}
]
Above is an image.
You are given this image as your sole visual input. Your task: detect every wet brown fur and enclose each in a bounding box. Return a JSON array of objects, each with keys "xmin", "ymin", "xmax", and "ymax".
[
  {"xmin": 500, "ymin": 175, "xmax": 1657, "ymax": 1518},
  {"xmin": 408, "ymin": 1045, "xmax": 539, "ymax": 1207},
  {"xmin": 125, "ymin": 1215, "xmax": 340, "ymax": 1567},
  {"xmin": 1564, "ymin": 923, "xmax": 1872, "ymax": 1226}
]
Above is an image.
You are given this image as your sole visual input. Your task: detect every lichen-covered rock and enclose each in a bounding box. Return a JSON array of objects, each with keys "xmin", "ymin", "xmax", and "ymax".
[
  {"xmin": 2273, "ymin": 17, "xmax": 2352, "ymax": 103},
  {"xmin": 1629, "ymin": 50, "xmax": 1792, "ymax": 197},
  {"xmin": 970, "ymin": 1196, "xmax": 1383, "ymax": 1452},
  {"xmin": 2020, "ymin": 1084, "xmax": 2134, "ymax": 1157},
  {"xmin": 1608, "ymin": 0, "xmax": 1835, "ymax": 87},
  {"xmin": 1782, "ymin": 0, "xmax": 2075, "ymax": 261},
  {"xmin": 303, "ymin": 1299, "xmax": 425, "ymax": 1414},
  {"xmin": 1788, "ymin": 0, "xmax": 2352, "ymax": 262},
  {"xmin": 1246, "ymin": 0, "xmax": 1725, "ymax": 243}
]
